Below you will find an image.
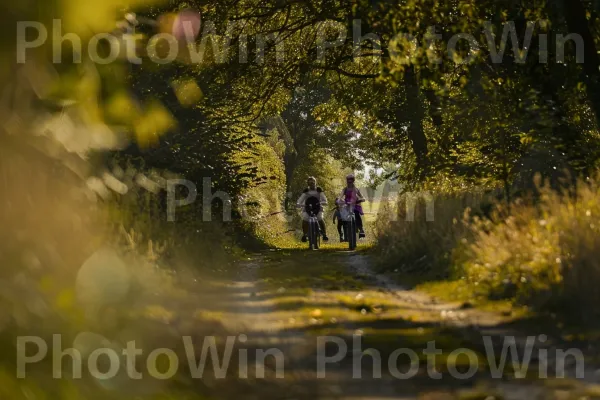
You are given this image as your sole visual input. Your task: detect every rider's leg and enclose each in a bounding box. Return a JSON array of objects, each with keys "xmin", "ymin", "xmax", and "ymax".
[
  {"xmin": 354, "ymin": 210, "xmax": 363, "ymax": 230},
  {"xmin": 355, "ymin": 211, "xmax": 365, "ymax": 237},
  {"xmin": 301, "ymin": 212, "xmax": 309, "ymax": 241},
  {"xmin": 318, "ymin": 220, "xmax": 329, "ymax": 239},
  {"xmin": 317, "ymin": 213, "xmax": 328, "ymax": 241}
]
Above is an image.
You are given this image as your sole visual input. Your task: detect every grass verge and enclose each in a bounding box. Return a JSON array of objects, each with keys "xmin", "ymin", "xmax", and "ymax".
[{"xmin": 375, "ymin": 176, "xmax": 600, "ymax": 324}]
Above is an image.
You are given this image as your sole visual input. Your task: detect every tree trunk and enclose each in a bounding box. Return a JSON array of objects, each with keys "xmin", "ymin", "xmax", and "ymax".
[
  {"xmin": 423, "ymin": 88, "xmax": 444, "ymax": 128},
  {"xmin": 402, "ymin": 66, "xmax": 429, "ymax": 178},
  {"xmin": 283, "ymin": 149, "xmax": 297, "ymax": 209}
]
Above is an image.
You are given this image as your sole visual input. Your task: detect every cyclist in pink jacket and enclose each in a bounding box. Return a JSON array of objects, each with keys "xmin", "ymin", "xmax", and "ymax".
[{"xmin": 337, "ymin": 174, "xmax": 366, "ymax": 238}]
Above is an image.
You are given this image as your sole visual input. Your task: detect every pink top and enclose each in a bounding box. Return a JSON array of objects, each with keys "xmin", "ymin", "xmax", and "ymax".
[{"xmin": 341, "ymin": 187, "xmax": 364, "ymax": 215}]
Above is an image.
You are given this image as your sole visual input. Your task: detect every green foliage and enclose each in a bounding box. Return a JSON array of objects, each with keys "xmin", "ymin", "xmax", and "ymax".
[
  {"xmin": 455, "ymin": 176, "xmax": 600, "ymax": 317},
  {"xmin": 374, "ymin": 190, "xmax": 488, "ymax": 279},
  {"xmin": 236, "ymin": 132, "xmax": 289, "ymax": 246},
  {"xmin": 377, "ymin": 173, "xmax": 600, "ymax": 321}
]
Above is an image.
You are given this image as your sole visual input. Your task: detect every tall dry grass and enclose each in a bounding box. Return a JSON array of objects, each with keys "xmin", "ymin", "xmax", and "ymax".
[
  {"xmin": 103, "ymin": 170, "xmax": 237, "ymax": 267},
  {"xmin": 374, "ymin": 191, "xmax": 488, "ymax": 279},
  {"xmin": 457, "ymin": 178, "xmax": 600, "ymax": 314},
  {"xmin": 376, "ymin": 176, "xmax": 600, "ymax": 319}
]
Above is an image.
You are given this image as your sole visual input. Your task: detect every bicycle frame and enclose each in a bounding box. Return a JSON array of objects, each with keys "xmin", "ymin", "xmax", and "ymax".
[
  {"xmin": 340, "ymin": 202, "xmax": 357, "ymax": 250},
  {"xmin": 305, "ymin": 204, "xmax": 321, "ymax": 250}
]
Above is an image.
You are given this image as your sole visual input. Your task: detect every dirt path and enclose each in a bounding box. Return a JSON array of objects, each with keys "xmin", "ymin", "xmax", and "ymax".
[{"xmin": 203, "ymin": 249, "xmax": 600, "ymax": 400}]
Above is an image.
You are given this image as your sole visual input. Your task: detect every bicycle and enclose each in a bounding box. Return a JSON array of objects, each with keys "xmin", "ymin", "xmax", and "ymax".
[
  {"xmin": 304, "ymin": 199, "xmax": 321, "ymax": 250},
  {"xmin": 340, "ymin": 202, "xmax": 357, "ymax": 251}
]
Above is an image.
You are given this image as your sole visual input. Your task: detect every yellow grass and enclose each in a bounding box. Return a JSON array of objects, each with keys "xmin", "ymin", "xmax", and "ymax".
[
  {"xmin": 456, "ymin": 178, "xmax": 600, "ymax": 314},
  {"xmin": 375, "ymin": 176, "xmax": 600, "ymax": 320}
]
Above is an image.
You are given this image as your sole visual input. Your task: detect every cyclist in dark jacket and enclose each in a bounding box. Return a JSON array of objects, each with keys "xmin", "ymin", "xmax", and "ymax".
[{"xmin": 296, "ymin": 177, "xmax": 329, "ymax": 242}]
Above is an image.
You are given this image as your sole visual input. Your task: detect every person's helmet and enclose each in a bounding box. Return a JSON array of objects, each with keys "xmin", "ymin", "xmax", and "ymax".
[{"xmin": 346, "ymin": 174, "xmax": 355, "ymax": 181}]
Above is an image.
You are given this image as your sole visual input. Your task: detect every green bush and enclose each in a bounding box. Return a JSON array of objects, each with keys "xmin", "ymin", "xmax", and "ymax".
[
  {"xmin": 456, "ymin": 178, "xmax": 600, "ymax": 315},
  {"xmin": 376, "ymin": 174, "xmax": 600, "ymax": 319},
  {"xmin": 374, "ymin": 190, "xmax": 486, "ymax": 279}
]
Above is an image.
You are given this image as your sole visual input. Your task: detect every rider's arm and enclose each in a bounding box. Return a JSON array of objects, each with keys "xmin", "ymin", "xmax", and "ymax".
[
  {"xmin": 296, "ymin": 193, "xmax": 306, "ymax": 208},
  {"xmin": 356, "ymin": 189, "xmax": 366, "ymax": 203},
  {"xmin": 320, "ymin": 191, "xmax": 328, "ymax": 206}
]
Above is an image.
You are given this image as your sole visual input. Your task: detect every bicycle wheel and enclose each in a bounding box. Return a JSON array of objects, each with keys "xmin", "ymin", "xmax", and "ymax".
[
  {"xmin": 343, "ymin": 221, "xmax": 350, "ymax": 246},
  {"xmin": 308, "ymin": 218, "xmax": 316, "ymax": 250},
  {"xmin": 309, "ymin": 217, "xmax": 320, "ymax": 250},
  {"xmin": 348, "ymin": 216, "xmax": 357, "ymax": 251}
]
